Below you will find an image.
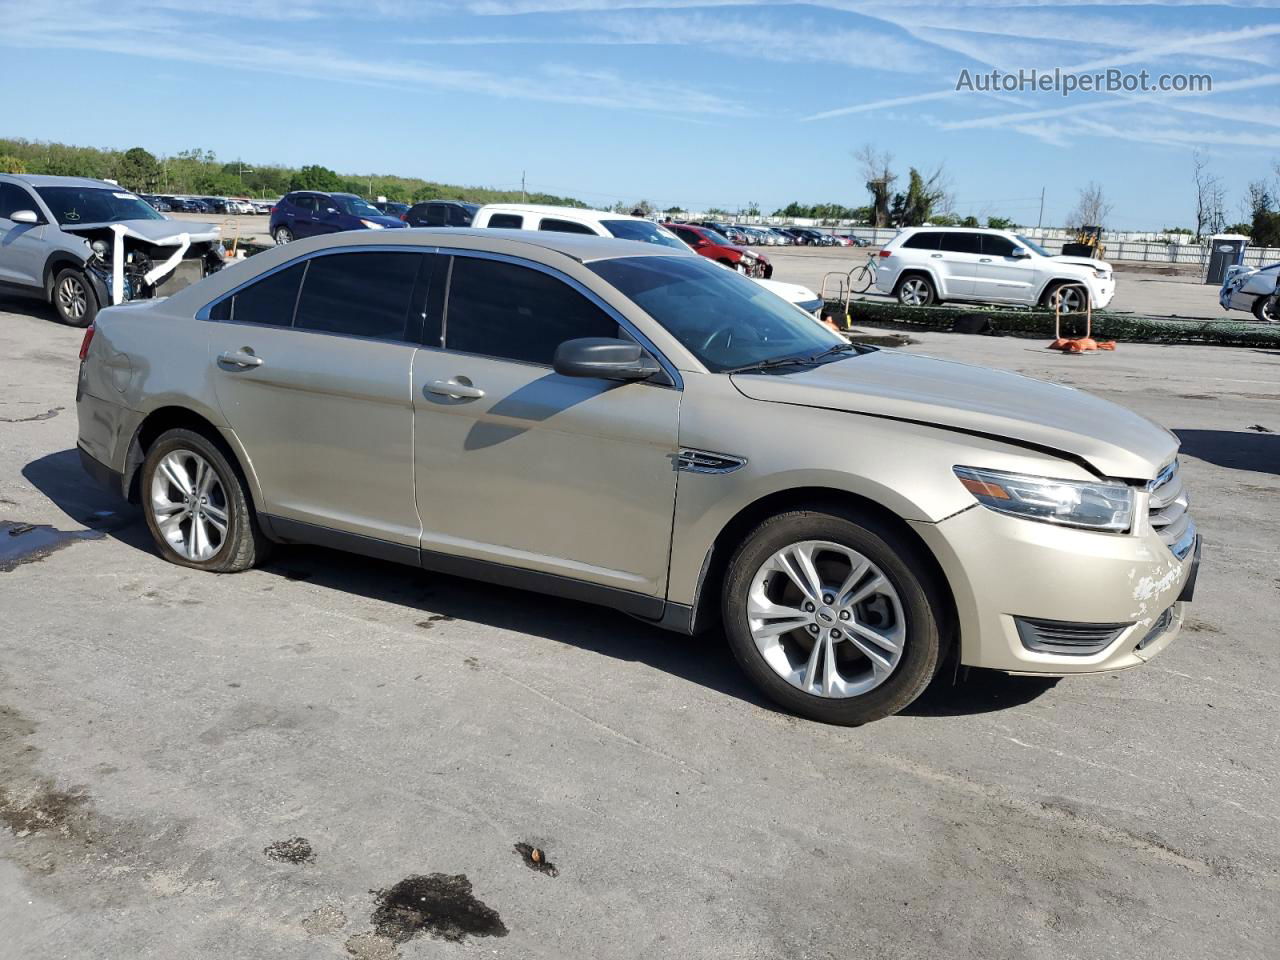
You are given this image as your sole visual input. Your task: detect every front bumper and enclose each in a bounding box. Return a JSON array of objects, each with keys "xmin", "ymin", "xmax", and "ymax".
[
  {"xmin": 910, "ymin": 506, "xmax": 1198, "ymax": 675},
  {"xmin": 1092, "ymin": 279, "xmax": 1115, "ymax": 308}
]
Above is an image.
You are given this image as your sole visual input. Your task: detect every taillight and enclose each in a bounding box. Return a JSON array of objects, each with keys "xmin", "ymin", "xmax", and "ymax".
[
  {"xmin": 79, "ymin": 323, "xmax": 96, "ymax": 361},
  {"xmin": 269, "ymin": 206, "xmax": 277, "ymax": 214},
  {"xmin": 879, "ymin": 249, "xmax": 893, "ymax": 257},
  {"xmin": 400, "ymin": 213, "xmax": 407, "ymax": 221}
]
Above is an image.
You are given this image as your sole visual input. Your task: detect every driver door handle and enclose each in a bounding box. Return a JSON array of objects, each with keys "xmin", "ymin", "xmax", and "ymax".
[
  {"xmin": 930, "ymin": 253, "xmax": 943, "ymax": 258},
  {"xmin": 218, "ymin": 349, "xmax": 263, "ymax": 368},
  {"xmin": 428, "ymin": 378, "xmax": 485, "ymax": 399},
  {"xmin": 979, "ymin": 257, "xmax": 993, "ymax": 262}
]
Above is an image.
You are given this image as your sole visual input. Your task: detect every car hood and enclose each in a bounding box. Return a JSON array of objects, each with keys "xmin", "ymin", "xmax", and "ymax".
[
  {"xmin": 62, "ymin": 218, "xmax": 221, "ymax": 244},
  {"xmin": 730, "ymin": 350, "xmax": 1175, "ymax": 479},
  {"xmin": 1049, "ymin": 255, "xmax": 1112, "ymax": 272},
  {"xmin": 365, "ymin": 216, "xmax": 408, "ymax": 228}
]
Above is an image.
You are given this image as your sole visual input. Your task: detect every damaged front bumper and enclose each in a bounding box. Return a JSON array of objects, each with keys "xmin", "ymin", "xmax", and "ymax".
[{"xmin": 67, "ymin": 218, "xmax": 225, "ymax": 305}]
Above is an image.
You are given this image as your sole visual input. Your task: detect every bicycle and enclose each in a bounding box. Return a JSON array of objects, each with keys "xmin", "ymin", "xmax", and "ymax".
[{"xmin": 848, "ymin": 252, "xmax": 878, "ymax": 294}]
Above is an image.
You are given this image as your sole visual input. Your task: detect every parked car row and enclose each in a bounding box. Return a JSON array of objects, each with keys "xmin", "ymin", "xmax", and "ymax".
[{"xmin": 137, "ymin": 195, "xmax": 273, "ymax": 215}]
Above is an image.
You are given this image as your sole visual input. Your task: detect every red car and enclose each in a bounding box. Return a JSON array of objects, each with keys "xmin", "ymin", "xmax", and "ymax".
[{"xmin": 666, "ymin": 223, "xmax": 772, "ymax": 279}]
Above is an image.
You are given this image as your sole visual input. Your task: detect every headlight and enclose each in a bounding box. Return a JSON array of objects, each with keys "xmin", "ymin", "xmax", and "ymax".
[
  {"xmin": 954, "ymin": 466, "xmax": 1133, "ymax": 532},
  {"xmin": 359, "ymin": 219, "xmax": 385, "ymax": 230},
  {"xmin": 91, "ymin": 240, "xmax": 108, "ymax": 256},
  {"xmin": 1093, "ymin": 268, "xmax": 1109, "ymax": 279}
]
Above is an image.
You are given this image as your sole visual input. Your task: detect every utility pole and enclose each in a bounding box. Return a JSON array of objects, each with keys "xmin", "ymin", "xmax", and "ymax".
[
  {"xmin": 1037, "ymin": 186, "xmax": 1045, "ymax": 232},
  {"xmin": 521, "ymin": 170, "xmax": 526, "ymax": 203}
]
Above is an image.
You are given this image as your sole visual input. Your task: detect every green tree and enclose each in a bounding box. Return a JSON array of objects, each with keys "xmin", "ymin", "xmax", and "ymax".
[
  {"xmin": 1252, "ymin": 210, "xmax": 1280, "ymax": 246},
  {"xmin": 986, "ymin": 216, "xmax": 1017, "ymax": 230},
  {"xmin": 114, "ymin": 147, "xmax": 162, "ymax": 192},
  {"xmin": 0, "ymin": 154, "xmax": 25, "ymax": 173},
  {"xmin": 960, "ymin": 215, "xmax": 980, "ymax": 227},
  {"xmin": 290, "ymin": 164, "xmax": 344, "ymax": 192}
]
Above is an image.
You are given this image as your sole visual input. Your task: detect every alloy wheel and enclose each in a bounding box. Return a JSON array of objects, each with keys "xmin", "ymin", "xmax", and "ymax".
[
  {"xmin": 57, "ymin": 275, "xmax": 88, "ymax": 321},
  {"xmin": 1050, "ymin": 285, "xmax": 1087, "ymax": 313},
  {"xmin": 275, "ymin": 227, "xmax": 293, "ymax": 244},
  {"xmin": 746, "ymin": 540, "xmax": 906, "ymax": 698},
  {"xmin": 899, "ymin": 278, "xmax": 929, "ymax": 306},
  {"xmin": 150, "ymin": 450, "xmax": 229, "ymax": 562}
]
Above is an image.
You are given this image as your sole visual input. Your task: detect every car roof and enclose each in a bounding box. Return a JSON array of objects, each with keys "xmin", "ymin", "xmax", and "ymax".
[
  {"xmin": 2, "ymin": 174, "xmax": 121, "ymax": 189},
  {"xmin": 476, "ymin": 203, "xmax": 650, "ymax": 225},
  {"xmin": 906, "ymin": 225, "xmax": 1015, "ymax": 234}
]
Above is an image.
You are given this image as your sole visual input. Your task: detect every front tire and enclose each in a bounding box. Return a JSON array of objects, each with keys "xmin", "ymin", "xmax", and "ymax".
[
  {"xmin": 1043, "ymin": 281, "xmax": 1089, "ymax": 313},
  {"xmin": 141, "ymin": 428, "xmax": 268, "ymax": 572},
  {"xmin": 722, "ymin": 507, "xmax": 947, "ymax": 725},
  {"xmin": 52, "ymin": 268, "xmax": 97, "ymax": 328},
  {"xmin": 1253, "ymin": 295, "xmax": 1277, "ymax": 323}
]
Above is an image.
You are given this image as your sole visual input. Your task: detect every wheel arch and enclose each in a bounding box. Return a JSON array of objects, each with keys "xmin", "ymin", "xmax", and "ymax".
[
  {"xmin": 43, "ymin": 251, "xmax": 100, "ymax": 303},
  {"xmin": 684, "ymin": 486, "xmax": 958, "ymax": 650},
  {"xmin": 894, "ymin": 267, "xmax": 938, "ymax": 295},
  {"xmin": 1037, "ymin": 276, "xmax": 1090, "ymax": 306},
  {"xmin": 123, "ymin": 406, "xmax": 263, "ymax": 516}
]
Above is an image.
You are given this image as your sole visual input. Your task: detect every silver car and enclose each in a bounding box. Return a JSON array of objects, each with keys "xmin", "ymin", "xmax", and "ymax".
[
  {"xmin": 76, "ymin": 230, "xmax": 1200, "ymax": 725},
  {"xmin": 0, "ymin": 174, "xmax": 224, "ymax": 327}
]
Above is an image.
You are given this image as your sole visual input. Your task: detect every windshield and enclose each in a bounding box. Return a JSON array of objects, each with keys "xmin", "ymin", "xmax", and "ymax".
[
  {"xmin": 601, "ymin": 219, "xmax": 686, "ymax": 250},
  {"xmin": 1016, "ymin": 235, "xmax": 1051, "ymax": 257},
  {"xmin": 332, "ymin": 194, "xmax": 385, "ymax": 218},
  {"xmin": 35, "ymin": 187, "xmax": 166, "ymax": 225},
  {"xmin": 703, "ymin": 229, "xmax": 734, "ymax": 246},
  {"xmin": 590, "ymin": 255, "xmax": 844, "ymax": 372}
]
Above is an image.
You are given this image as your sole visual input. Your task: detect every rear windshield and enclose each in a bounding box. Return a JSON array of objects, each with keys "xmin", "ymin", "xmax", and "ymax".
[
  {"xmin": 601, "ymin": 219, "xmax": 686, "ymax": 250},
  {"xmin": 36, "ymin": 187, "xmax": 165, "ymax": 225}
]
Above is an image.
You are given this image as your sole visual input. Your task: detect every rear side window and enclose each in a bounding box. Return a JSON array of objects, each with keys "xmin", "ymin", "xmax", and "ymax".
[
  {"xmin": 938, "ymin": 232, "xmax": 980, "ymax": 254},
  {"xmin": 445, "ymin": 256, "xmax": 617, "ymax": 365},
  {"xmin": 293, "ymin": 195, "xmax": 319, "ymax": 213},
  {"xmin": 294, "ymin": 252, "xmax": 422, "ymax": 341},
  {"xmin": 209, "ymin": 262, "xmax": 305, "ymax": 327},
  {"xmin": 901, "ymin": 232, "xmax": 941, "ymax": 250},
  {"xmin": 487, "ymin": 213, "xmax": 523, "ymax": 229},
  {"xmin": 539, "ymin": 218, "xmax": 595, "ymax": 234},
  {"xmin": 981, "ymin": 234, "xmax": 1018, "ymax": 257},
  {"xmin": 423, "ymin": 203, "xmax": 447, "ymax": 226}
]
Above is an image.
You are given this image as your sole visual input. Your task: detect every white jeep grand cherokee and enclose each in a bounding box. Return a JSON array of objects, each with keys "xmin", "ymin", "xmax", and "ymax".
[{"xmin": 875, "ymin": 227, "xmax": 1115, "ymax": 312}]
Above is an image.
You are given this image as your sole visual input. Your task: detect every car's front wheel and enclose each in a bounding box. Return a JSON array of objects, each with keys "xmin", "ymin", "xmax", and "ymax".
[
  {"xmin": 1253, "ymin": 295, "xmax": 1277, "ymax": 323},
  {"xmin": 722, "ymin": 507, "xmax": 947, "ymax": 725},
  {"xmin": 51, "ymin": 268, "xmax": 97, "ymax": 328},
  {"xmin": 141, "ymin": 428, "xmax": 268, "ymax": 572},
  {"xmin": 1043, "ymin": 281, "xmax": 1089, "ymax": 313}
]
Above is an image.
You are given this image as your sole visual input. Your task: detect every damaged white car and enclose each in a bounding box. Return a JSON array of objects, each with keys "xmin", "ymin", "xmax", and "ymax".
[
  {"xmin": 0, "ymin": 174, "xmax": 225, "ymax": 327},
  {"xmin": 1220, "ymin": 261, "xmax": 1278, "ymax": 323}
]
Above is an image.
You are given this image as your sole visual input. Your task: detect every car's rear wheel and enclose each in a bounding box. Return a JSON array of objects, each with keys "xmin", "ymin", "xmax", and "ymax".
[
  {"xmin": 273, "ymin": 226, "xmax": 293, "ymax": 244},
  {"xmin": 141, "ymin": 428, "xmax": 268, "ymax": 573},
  {"xmin": 722, "ymin": 507, "xmax": 947, "ymax": 725},
  {"xmin": 895, "ymin": 274, "xmax": 935, "ymax": 307},
  {"xmin": 1253, "ymin": 295, "xmax": 1277, "ymax": 323},
  {"xmin": 52, "ymin": 268, "xmax": 97, "ymax": 328}
]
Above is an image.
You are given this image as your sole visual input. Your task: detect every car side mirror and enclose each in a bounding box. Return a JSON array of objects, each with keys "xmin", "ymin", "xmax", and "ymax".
[
  {"xmin": 553, "ymin": 338, "xmax": 660, "ymax": 382},
  {"xmin": 1012, "ymin": 247, "xmax": 1032, "ymax": 258},
  {"xmin": 11, "ymin": 209, "xmax": 39, "ymax": 225},
  {"xmin": 325, "ymin": 207, "xmax": 338, "ymax": 216}
]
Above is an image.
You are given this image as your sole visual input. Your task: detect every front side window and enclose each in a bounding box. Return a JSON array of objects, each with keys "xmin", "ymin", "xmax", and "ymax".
[
  {"xmin": 209, "ymin": 262, "xmax": 305, "ymax": 327},
  {"xmin": 488, "ymin": 213, "xmax": 524, "ymax": 229},
  {"xmin": 601, "ymin": 219, "xmax": 685, "ymax": 250},
  {"xmin": 34, "ymin": 187, "xmax": 164, "ymax": 225},
  {"xmin": 981, "ymin": 234, "xmax": 1019, "ymax": 257},
  {"xmin": 294, "ymin": 252, "xmax": 422, "ymax": 341},
  {"xmin": 674, "ymin": 228, "xmax": 701, "ymax": 246},
  {"xmin": 539, "ymin": 218, "xmax": 595, "ymax": 235},
  {"xmin": 445, "ymin": 256, "xmax": 617, "ymax": 365},
  {"xmin": 590, "ymin": 255, "xmax": 843, "ymax": 373},
  {"xmin": 0, "ymin": 183, "xmax": 39, "ymax": 220},
  {"xmin": 1016, "ymin": 235, "xmax": 1051, "ymax": 257}
]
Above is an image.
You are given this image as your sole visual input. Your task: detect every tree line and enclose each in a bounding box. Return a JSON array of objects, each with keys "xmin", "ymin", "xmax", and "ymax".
[{"xmin": 0, "ymin": 138, "xmax": 586, "ymax": 208}]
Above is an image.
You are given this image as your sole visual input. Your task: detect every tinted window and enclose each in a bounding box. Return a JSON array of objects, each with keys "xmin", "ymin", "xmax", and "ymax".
[
  {"xmin": 539, "ymin": 218, "xmax": 595, "ymax": 234},
  {"xmin": 488, "ymin": 213, "xmax": 523, "ymax": 229},
  {"xmin": 423, "ymin": 203, "xmax": 447, "ymax": 226},
  {"xmin": 446, "ymin": 257, "xmax": 617, "ymax": 365},
  {"xmin": 938, "ymin": 232, "xmax": 980, "ymax": 254},
  {"xmin": 34, "ymin": 187, "xmax": 164, "ymax": 225},
  {"xmin": 601, "ymin": 219, "xmax": 685, "ymax": 250},
  {"xmin": 901, "ymin": 232, "xmax": 941, "ymax": 250},
  {"xmin": 210, "ymin": 262, "xmax": 305, "ymax": 327},
  {"xmin": 294, "ymin": 252, "xmax": 422, "ymax": 341},
  {"xmin": 292, "ymin": 194, "xmax": 318, "ymax": 212},
  {"xmin": 674, "ymin": 228, "xmax": 701, "ymax": 246},
  {"xmin": 981, "ymin": 234, "xmax": 1019, "ymax": 257},
  {"xmin": 0, "ymin": 183, "xmax": 39, "ymax": 220},
  {"xmin": 448, "ymin": 204, "xmax": 477, "ymax": 226}
]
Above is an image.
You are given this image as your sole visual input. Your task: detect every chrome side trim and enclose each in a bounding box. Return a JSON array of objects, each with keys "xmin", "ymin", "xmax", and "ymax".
[{"xmin": 675, "ymin": 449, "xmax": 746, "ymax": 474}]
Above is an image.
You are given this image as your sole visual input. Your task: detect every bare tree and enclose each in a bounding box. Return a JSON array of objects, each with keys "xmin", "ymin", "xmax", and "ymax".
[
  {"xmin": 1066, "ymin": 181, "xmax": 1113, "ymax": 231},
  {"xmin": 855, "ymin": 144, "xmax": 897, "ymax": 228},
  {"xmin": 1192, "ymin": 151, "xmax": 1227, "ymax": 240}
]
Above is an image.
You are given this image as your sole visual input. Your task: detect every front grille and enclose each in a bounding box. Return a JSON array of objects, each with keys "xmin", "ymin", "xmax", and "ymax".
[
  {"xmin": 1148, "ymin": 459, "xmax": 1195, "ymax": 560},
  {"xmin": 1015, "ymin": 616, "xmax": 1130, "ymax": 656}
]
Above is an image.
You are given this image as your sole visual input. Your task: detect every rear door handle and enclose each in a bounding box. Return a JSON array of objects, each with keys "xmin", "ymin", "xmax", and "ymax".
[
  {"xmin": 428, "ymin": 378, "xmax": 485, "ymax": 399},
  {"xmin": 218, "ymin": 349, "xmax": 263, "ymax": 368},
  {"xmin": 979, "ymin": 258, "xmax": 993, "ymax": 262},
  {"xmin": 930, "ymin": 253, "xmax": 943, "ymax": 258}
]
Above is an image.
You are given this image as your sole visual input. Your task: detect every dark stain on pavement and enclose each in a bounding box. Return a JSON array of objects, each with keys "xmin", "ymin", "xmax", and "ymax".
[
  {"xmin": 513, "ymin": 842, "xmax": 558, "ymax": 876},
  {"xmin": 0, "ymin": 406, "xmax": 62, "ymax": 423},
  {"xmin": 0, "ymin": 520, "xmax": 104, "ymax": 572},
  {"xmin": 370, "ymin": 874, "xmax": 508, "ymax": 944},
  {"xmin": 264, "ymin": 836, "xmax": 316, "ymax": 865}
]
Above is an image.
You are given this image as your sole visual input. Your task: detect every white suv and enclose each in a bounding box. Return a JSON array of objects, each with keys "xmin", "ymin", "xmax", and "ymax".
[{"xmin": 875, "ymin": 227, "xmax": 1114, "ymax": 311}]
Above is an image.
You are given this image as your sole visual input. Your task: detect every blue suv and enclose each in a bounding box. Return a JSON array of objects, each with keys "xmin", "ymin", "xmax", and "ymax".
[{"xmin": 269, "ymin": 191, "xmax": 407, "ymax": 244}]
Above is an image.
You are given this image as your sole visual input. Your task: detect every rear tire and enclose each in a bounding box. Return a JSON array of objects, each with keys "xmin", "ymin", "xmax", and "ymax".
[
  {"xmin": 273, "ymin": 226, "xmax": 293, "ymax": 244},
  {"xmin": 141, "ymin": 428, "xmax": 269, "ymax": 573},
  {"xmin": 722, "ymin": 506, "xmax": 947, "ymax": 725},
  {"xmin": 51, "ymin": 268, "xmax": 97, "ymax": 328},
  {"xmin": 895, "ymin": 274, "xmax": 936, "ymax": 307}
]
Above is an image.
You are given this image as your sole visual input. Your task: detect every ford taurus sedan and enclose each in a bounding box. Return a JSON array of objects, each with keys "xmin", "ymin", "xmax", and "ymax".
[{"xmin": 75, "ymin": 230, "xmax": 1200, "ymax": 725}]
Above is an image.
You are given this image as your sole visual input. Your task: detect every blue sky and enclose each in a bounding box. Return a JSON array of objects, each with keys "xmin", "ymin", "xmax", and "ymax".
[{"xmin": 2, "ymin": 0, "xmax": 1278, "ymax": 228}]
